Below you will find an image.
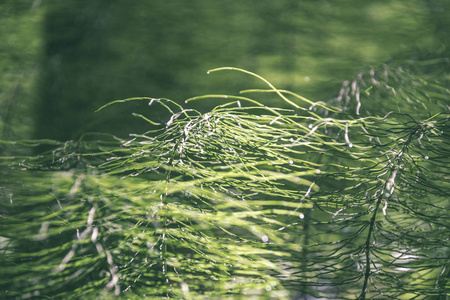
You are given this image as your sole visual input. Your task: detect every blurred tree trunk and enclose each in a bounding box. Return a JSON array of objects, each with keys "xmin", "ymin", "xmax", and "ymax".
[{"xmin": 33, "ymin": 0, "xmax": 259, "ymax": 141}]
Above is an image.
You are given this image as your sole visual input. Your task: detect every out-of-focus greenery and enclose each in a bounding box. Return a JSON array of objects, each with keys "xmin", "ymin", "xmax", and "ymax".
[
  {"xmin": 1, "ymin": 0, "xmax": 448, "ymax": 141},
  {"xmin": 0, "ymin": 0, "xmax": 43, "ymax": 141}
]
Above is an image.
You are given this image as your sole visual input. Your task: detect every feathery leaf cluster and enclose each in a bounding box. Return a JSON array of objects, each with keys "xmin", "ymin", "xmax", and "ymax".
[{"xmin": 1, "ymin": 57, "xmax": 449, "ymax": 299}]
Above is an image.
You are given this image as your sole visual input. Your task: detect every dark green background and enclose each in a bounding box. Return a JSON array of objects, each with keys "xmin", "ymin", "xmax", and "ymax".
[{"xmin": 0, "ymin": 0, "xmax": 448, "ymax": 141}]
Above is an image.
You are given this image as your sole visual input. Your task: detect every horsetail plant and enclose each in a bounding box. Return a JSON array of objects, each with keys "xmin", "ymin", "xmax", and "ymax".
[{"xmin": 1, "ymin": 61, "xmax": 449, "ymax": 299}]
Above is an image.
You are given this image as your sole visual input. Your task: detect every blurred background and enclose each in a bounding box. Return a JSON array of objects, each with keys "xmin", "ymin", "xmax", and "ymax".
[{"xmin": 0, "ymin": 0, "xmax": 448, "ymax": 142}]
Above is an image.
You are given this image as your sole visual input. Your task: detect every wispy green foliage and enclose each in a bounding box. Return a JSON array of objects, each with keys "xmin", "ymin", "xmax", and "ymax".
[
  {"xmin": 1, "ymin": 61, "xmax": 449, "ymax": 299},
  {"xmin": 329, "ymin": 51, "xmax": 450, "ymax": 119}
]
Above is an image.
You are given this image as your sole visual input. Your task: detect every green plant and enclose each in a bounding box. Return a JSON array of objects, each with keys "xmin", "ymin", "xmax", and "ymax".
[{"xmin": 1, "ymin": 60, "xmax": 449, "ymax": 299}]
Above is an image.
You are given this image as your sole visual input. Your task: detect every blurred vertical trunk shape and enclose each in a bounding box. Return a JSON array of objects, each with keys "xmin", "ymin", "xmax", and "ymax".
[
  {"xmin": 279, "ymin": 0, "xmax": 301, "ymax": 91},
  {"xmin": 34, "ymin": 0, "xmax": 113, "ymax": 141},
  {"xmin": 33, "ymin": 1, "xmax": 259, "ymax": 142},
  {"xmin": 424, "ymin": 0, "xmax": 450, "ymax": 53}
]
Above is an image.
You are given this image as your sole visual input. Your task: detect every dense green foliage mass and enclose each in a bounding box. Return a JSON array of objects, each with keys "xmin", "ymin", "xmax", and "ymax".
[
  {"xmin": 1, "ymin": 59, "xmax": 449, "ymax": 298},
  {"xmin": 0, "ymin": 1, "xmax": 449, "ymax": 299}
]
